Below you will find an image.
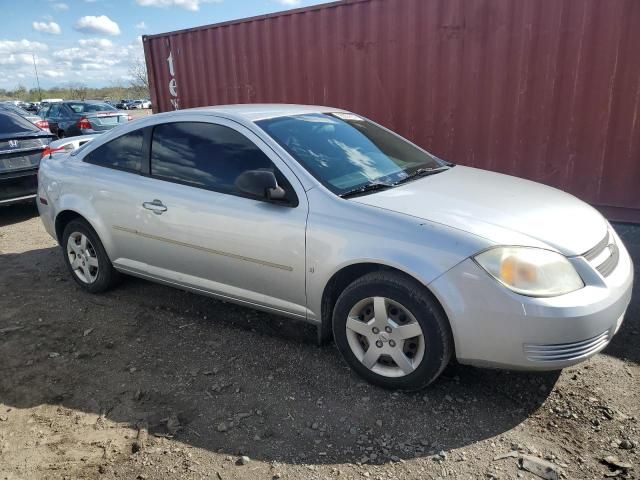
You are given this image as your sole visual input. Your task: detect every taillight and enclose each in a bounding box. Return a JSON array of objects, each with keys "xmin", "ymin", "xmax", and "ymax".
[
  {"xmin": 41, "ymin": 146, "xmax": 64, "ymax": 158},
  {"xmin": 35, "ymin": 119, "xmax": 49, "ymax": 130},
  {"xmin": 77, "ymin": 117, "xmax": 92, "ymax": 129},
  {"xmin": 127, "ymin": 114, "xmax": 132, "ymax": 121}
]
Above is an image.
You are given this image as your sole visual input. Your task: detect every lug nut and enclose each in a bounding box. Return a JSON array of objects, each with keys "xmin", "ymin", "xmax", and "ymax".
[
  {"xmin": 372, "ymin": 327, "xmax": 380, "ymax": 334},
  {"xmin": 385, "ymin": 326, "xmax": 392, "ymax": 333},
  {"xmin": 389, "ymin": 340, "xmax": 396, "ymax": 347},
  {"xmin": 375, "ymin": 340, "xmax": 383, "ymax": 348}
]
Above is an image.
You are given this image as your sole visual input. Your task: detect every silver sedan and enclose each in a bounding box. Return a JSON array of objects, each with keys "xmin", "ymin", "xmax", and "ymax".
[{"xmin": 37, "ymin": 105, "xmax": 633, "ymax": 389}]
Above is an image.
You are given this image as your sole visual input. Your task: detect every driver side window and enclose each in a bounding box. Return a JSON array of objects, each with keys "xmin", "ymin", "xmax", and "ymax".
[{"xmin": 149, "ymin": 121, "xmax": 296, "ymax": 204}]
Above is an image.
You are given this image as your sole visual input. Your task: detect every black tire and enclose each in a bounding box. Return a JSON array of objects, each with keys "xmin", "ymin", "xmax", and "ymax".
[
  {"xmin": 57, "ymin": 130, "xmax": 65, "ymax": 139},
  {"xmin": 61, "ymin": 219, "xmax": 120, "ymax": 293},
  {"xmin": 332, "ymin": 271, "xmax": 453, "ymax": 390}
]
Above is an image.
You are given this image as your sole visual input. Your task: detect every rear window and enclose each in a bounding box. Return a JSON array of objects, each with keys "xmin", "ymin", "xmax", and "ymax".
[
  {"xmin": 0, "ymin": 103, "xmax": 31, "ymax": 117},
  {"xmin": 67, "ymin": 103, "xmax": 117, "ymax": 114},
  {"xmin": 0, "ymin": 112, "xmax": 39, "ymax": 134}
]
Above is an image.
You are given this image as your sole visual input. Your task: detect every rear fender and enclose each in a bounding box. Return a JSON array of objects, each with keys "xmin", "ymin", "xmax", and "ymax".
[{"xmin": 55, "ymin": 194, "xmax": 116, "ymax": 259}]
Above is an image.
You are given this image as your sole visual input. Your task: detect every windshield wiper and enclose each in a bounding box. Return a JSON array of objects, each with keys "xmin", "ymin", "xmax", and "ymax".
[
  {"xmin": 340, "ymin": 182, "xmax": 394, "ymax": 198},
  {"xmin": 393, "ymin": 166, "xmax": 451, "ymax": 185}
]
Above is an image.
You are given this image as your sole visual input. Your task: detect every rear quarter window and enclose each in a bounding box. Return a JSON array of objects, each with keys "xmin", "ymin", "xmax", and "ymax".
[{"xmin": 83, "ymin": 129, "xmax": 144, "ymax": 173}]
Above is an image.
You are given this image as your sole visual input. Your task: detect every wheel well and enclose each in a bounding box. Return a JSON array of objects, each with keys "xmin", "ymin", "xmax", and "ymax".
[
  {"xmin": 54, "ymin": 210, "xmax": 84, "ymax": 243},
  {"xmin": 319, "ymin": 263, "xmax": 438, "ymax": 344}
]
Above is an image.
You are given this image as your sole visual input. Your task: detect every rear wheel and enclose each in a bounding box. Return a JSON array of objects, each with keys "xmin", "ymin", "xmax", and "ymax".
[
  {"xmin": 332, "ymin": 271, "xmax": 453, "ymax": 390},
  {"xmin": 62, "ymin": 219, "xmax": 119, "ymax": 293},
  {"xmin": 57, "ymin": 130, "xmax": 65, "ymax": 139}
]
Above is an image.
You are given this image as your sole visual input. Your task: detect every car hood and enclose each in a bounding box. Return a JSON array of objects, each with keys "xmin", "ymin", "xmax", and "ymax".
[{"xmin": 352, "ymin": 165, "xmax": 607, "ymax": 256}]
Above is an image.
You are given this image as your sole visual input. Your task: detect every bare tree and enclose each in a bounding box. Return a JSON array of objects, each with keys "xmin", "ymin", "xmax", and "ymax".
[
  {"xmin": 68, "ymin": 83, "xmax": 89, "ymax": 100},
  {"xmin": 128, "ymin": 57, "xmax": 150, "ymax": 98}
]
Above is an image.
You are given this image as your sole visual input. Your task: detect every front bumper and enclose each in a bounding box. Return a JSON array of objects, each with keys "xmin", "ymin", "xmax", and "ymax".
[{"xmin": 430, "ymin": 229, "xmax": 634, "ymax": 370}]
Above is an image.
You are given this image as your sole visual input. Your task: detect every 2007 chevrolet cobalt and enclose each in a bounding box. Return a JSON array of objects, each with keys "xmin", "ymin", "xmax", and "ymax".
[{"xmin": 37, "ymin": 105, "xmax": 633, "ymax": 389}]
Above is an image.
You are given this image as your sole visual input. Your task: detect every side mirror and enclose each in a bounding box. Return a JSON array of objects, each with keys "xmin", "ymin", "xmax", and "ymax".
[{"xmin": 235, "ymin": 170, "xmax": 287, "ymax": 202}]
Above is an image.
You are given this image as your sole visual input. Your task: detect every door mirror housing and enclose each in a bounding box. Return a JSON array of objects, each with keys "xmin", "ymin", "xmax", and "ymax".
[{"xmin": 235, "ymin": 170, "xmax": 287, "ymax": 202}]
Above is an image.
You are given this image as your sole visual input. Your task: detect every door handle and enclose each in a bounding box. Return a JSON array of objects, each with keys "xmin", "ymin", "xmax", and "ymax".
[{"xmin": 142, "ymin": 199, "xmax": 167, "ymax": 215}]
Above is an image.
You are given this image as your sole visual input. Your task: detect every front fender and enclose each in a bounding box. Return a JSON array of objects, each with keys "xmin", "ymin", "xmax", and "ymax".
[{"xmin": 305, "ymin": 190, "xmax": 492, "ymax": 321}]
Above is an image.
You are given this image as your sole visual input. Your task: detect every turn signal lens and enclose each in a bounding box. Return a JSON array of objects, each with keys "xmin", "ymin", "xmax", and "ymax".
[
  {"xmin": 474, "ymin": 247, "xmax": 584, "ymax": 297},
  {"xmin": 41, "ymin": 146, "xmax": 64, "ymax": 158}
]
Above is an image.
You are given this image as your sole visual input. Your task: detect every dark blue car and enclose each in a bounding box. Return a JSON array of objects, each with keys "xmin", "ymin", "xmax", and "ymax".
[{"xmin": 40, "ymin": 101, "xmax": 131, "ymax": 139}]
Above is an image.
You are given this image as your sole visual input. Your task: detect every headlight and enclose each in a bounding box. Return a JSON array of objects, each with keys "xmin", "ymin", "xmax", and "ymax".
[{"xmin": 474, "ymin": 247, "xmax": 584, "ymax": 297}]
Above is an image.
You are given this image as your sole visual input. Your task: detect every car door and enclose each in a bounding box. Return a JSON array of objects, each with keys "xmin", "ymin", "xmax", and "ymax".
[
  {"xmin": 45, "ymin": 103, "xmax": 61, "ymax": 136},
  {"xmin": 116, "ymin": 116, "xmax": 309, "ymax": 318},
  {"xmin": 59, "ymin": 104, "xmax": 81, "ymax": 135}
]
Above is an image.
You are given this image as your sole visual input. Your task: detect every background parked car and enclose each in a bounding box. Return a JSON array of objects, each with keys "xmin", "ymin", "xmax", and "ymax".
[
  {"xmin": 23, "ymin": 102, "xmax": 40, "ymax": 112},
  {"xmin": 39, "ymin": 101, "xmax": 131, "ymax": 138},
  {"xmin": 0, "ymin": 102, "xmax": 50, "ymax": 131},
  {"xmin": 116, "ymin": 99, "xmax": 133, "ymax": 109},
  {"xmin": 0, "ymin": 110, "xmax": 54, "ymax": 205},
  {"xmin": 42, "ymin": 134, "xmax": 97, "ymax": 159},
  {"xmin": 127, "ymin": 99, "xmax": 151, "ymax": 109}
]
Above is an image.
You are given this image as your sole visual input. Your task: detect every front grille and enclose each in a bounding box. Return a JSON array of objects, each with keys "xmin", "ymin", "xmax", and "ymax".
[
  {"xmin": 582, "ymin": 230, "xmax": 619, "ymax": 278},
  {"xmin": 524, "ymin": 330, "xmax": 610, "ymax": 362}
]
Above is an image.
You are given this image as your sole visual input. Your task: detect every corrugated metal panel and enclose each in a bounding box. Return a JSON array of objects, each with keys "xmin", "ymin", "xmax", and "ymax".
[{"xmin": 143, "ymin": 0, "xmax": 640, "ymax": 222}]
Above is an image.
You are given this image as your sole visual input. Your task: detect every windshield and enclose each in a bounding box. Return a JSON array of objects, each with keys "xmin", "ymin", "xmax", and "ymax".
[{"xmin": 257, "ymin": 113, "xmax": 444, "ymax": 195}]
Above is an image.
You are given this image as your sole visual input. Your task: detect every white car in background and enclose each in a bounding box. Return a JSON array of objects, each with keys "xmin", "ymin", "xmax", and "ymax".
[
  {"xmin": 43, "ymin": 134, "xmax": 97, "ymax": 158},
  {"xmin": 127, "ymin": 100, "xmax": 152, "ymax": 110}
]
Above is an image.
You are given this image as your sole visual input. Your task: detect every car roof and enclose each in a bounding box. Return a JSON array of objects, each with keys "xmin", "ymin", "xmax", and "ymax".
[{"xmin": 181, "ymin": 104, "xmax": 347, "ymax": 122}]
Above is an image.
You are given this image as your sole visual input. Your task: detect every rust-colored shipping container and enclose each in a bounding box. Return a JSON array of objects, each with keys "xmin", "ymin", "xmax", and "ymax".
[{"xmin": 143, "ymin": 0, "xmax": 640, "ymax": 222}]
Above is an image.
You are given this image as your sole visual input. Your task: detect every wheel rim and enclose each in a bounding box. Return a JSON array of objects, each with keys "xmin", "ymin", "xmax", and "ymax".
[
  {"xmin": 67, "ymin": 232, "xmax": 99, "ymax": 284},
  {"xmin": 345, "ymin": 297, "xmax": 425, "ymax": 378}
]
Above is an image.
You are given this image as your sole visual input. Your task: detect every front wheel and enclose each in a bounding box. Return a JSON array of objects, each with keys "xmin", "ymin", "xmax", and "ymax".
[{"xmin": 332, "ymin": 271, "xmax": 453, "ymax": 390}]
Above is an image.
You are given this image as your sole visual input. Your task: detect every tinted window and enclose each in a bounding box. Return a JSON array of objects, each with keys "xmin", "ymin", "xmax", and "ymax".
[
  {"xmin": 84, "ymin": 129, "xmax": 144, "ymax": 172},
  {"xmin": 0, "ymin": 103, "xmax": 31, "ymax": 117},
  {"xmin": 258, "ymin": 113, "xmax": 444, "ymax": 194},
  {"xmin": 0, "ymin": 111, "xmax": 39, "ymax": 134},
  {"xmin": 150, "ymin": 122, "xmax": 277, "ymax": 196},
  {"xmin": 48, "ymin": 104, "xmax": 61, "ymax": 117}
]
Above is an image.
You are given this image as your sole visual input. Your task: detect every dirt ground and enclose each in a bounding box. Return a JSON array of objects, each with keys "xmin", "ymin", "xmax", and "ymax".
[{"xmin": 0, "ymin": 203, "xmax": 638, "ymax": 480}]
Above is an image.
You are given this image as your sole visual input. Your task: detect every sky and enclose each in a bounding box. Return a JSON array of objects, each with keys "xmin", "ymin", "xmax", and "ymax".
[{"xmin": 0, "ymin": 0, "xmax": 332, "ymax": 91}]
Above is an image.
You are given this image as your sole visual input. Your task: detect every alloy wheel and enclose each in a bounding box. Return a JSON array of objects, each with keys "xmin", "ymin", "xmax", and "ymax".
[
  {"xmin": 345, "ymin": 296, "xmax": 425, "ymax": 377},
  {"xmin": 67, "ymin": 232, "xmax": 99, "ymax": 284}
]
